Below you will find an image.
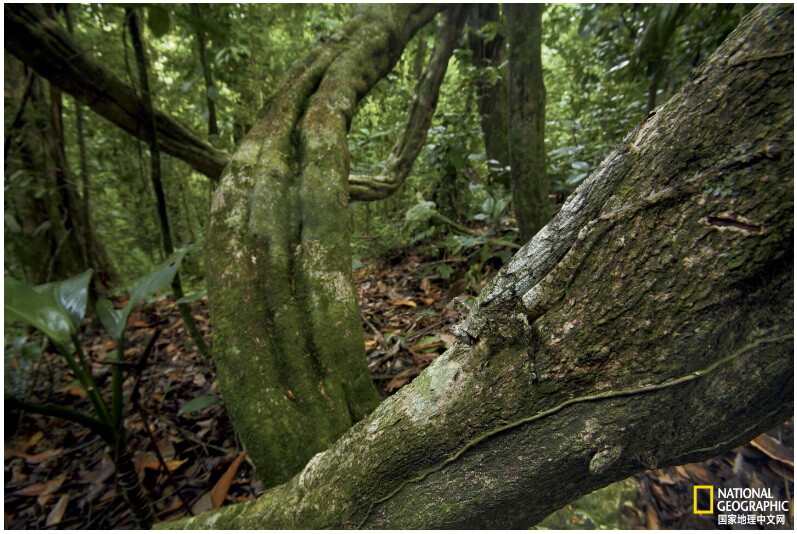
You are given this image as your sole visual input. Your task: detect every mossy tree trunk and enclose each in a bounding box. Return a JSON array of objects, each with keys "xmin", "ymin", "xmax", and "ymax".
[
  {"xmin": 165, "ymin": 4, "xmax": 793, "ymax": 528},
  {"xmin": 206, "ymin": 5, "xmax": 443, "ymax": 487},
  {"xmin": 507, "ymin": 4, "xmax": 550, "ymax": 242}
]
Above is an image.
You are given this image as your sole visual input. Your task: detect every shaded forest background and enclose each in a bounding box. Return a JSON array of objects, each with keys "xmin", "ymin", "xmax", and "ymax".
[
  {"xmin": 4, "ymin": 3, "xmax": 793, "ymax": 530},
  {"xmin": 5, "ymin": 3, "xmax": 753, "ymax": 287}
]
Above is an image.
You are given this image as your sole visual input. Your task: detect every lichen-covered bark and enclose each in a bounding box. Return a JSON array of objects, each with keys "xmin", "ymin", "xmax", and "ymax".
[
  {"xmin": 206, "ymin": 5, "xmax": 442, "ymax": 487},
  {"xmin": 166, "ymin": 4, "xmax": 793, "ymax": 528},
  {"xmin": 507, "ymin": 4, "xmax": 550, "ymax": 242}
]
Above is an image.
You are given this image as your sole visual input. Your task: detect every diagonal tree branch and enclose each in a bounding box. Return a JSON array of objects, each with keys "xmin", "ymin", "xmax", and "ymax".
[{"xmin": 4, "ymin": 3, "xmax": 229, "ymax": 181}]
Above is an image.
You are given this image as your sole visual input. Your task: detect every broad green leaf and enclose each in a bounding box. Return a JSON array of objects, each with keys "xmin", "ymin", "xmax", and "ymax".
[
  {"xmin": 5, "ymin": 213, "xmax": 21, "ymax": 233},
  {"xmin": 100, "ymin": 247, "xmax": 192, "ymax": 341},
  {"xmin": 175, "ymin": 289, "xmax": 207, "ymax": 305},
  {"xmin": 36, "ymin": 270, "xmax": 93, "ymax": 329},
  {"xmin": 4, "ymin": 278, "xmax": 74, "ymax": 347},
  {"xmin": 571, "ymin": 161, "xmax": 591, "ymax": 172},
  {"xmin": 178, "ymin": 395, "xmax": 219, "ymax": 416},
  {"xmin": 96, "ymin": 298, "xmax": 124, "ymax": 341},
  {"xmin": 147, "ymin": 6, "xmax": 171, "ymax": 38},
  {"xmin": 566, "ymin": 172, "xmax": 589, "ymax": 186},
  {"xmin": 125, "ymin": 246, "xmax": 192, "ymax": 313}
]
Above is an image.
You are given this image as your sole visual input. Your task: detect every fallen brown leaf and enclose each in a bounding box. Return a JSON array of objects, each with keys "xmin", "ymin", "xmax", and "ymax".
[
  {"xmin": 211, "ymin": 451, "xmax": 248, "ymax": 508},
  {"xmin": 13, "ymin": 473, "xmax": 66, "ymax": 497},
  {"xmin": 439, "ymin": 333, "xmax": 457, "ymax": 348},
  {"xmin": 751, "ymin": 434, "xmax": 794, "ymax": 466},
  {"xmin": 190, "ymin": 491, "xmax": 213, "ymax": 515},
  {"xmin": 27, "ymin": 431, "xmax": 44, "ymax": 448},
  {"xmin": 20, "ymin": 448, "xmax": 63, "ymax": 464},
  {"xmin": 133, "ymin": 452, "xmax": 187, "ymax": 472},
  {"xmin": 646, "ymin": 505, "xmax": 660, "ymax": 530},
  {"xmin": 45, "ymin": 494, "xmax": 69, "ymax": 527}
]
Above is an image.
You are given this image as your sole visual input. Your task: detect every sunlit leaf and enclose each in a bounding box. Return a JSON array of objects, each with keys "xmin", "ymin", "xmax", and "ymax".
[
  {"xmin": 96, "ymin": 299, "xmax": 124, "ymax": 341},
  {"xmin": 36, "ymin": 270, "xmax": 93, "ymax": 329},
  {"xmin": 175, "ymin": 289, "xmax": 207, "ymax": 305}
]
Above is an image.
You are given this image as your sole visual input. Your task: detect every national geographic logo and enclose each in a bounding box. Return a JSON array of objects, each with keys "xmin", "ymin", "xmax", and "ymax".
[
  {"xmin": 693, "ymin": 484, "xmax": 790, "ymax": 526},
  {"xmin": 693, "ymin": 485, "xmax": 714, "ymax": 514}
]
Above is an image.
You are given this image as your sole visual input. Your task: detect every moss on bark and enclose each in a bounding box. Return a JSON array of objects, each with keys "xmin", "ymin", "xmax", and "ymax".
[{"xmin": 206, "ymin": 5, "xmax": 442, "ymax": 487}]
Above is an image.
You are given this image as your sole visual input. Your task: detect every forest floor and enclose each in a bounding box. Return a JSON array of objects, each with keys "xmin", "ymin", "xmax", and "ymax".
[{"xmin": 4, "ymin": 233, "xmax": 794, "ymax": 529}]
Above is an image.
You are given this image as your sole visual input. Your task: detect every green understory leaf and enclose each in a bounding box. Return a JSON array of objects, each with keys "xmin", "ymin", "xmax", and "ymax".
[
  {"xmin": 4, "ymin": 278, "xmax": 74, "ymax": 348},
  {"xmin": 178, "ymin": 395, "xmax": 219, "ymax": 416}
]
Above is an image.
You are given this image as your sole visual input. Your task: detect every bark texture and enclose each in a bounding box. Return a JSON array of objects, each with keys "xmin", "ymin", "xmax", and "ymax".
[
  {"xmin": 190, "ymin": 4, "xmax": 220, "ymax": 145},
  {"xmin": 206, "ymin": 5, "xmax": 442, "ymax": 487},
  {"xmin": 507, "ymin": 4, "xmax": 550, "ymax": 242},
  {"xmin": 165, "ymin": 4, "xmax": 793, "ymax": 528}
]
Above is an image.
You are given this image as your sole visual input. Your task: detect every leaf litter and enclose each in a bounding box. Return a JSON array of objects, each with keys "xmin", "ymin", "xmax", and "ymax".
[{"xmin": 4, "ymin": 243, "xmax": 794, "ymax": 529}]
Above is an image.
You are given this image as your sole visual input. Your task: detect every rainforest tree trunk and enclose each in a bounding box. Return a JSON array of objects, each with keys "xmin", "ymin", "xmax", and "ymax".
[
  {"xmin": 206, "ymin": 5, "xmax": 443, "ymax": 487},
  {"xmin": 507, "ymin": 4, "xmax": 550, "ymax": 242},
  {"xmin": 164, "ymin": 4, "xmax": 793, "ymax": 528},
  {"xmin": 190, "ymin": 4, "xmax": 220, "ymax": 147},
  {"xmin": 468, "ymin": 4, "xmax": 510, "ymax": 187}
]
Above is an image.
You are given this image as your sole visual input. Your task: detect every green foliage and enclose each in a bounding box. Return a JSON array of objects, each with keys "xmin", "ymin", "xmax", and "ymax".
[
  {"xmin": 97, "ymin": 246, "xmax": 192, "ymax": 340},
  {"xmin": 4, "ymin": 275, "xmax": 82, "ymax": 348},
  {"xmin": 178, "ymin": 394, "xmax": 220, "ymax": 415},
  {"xmin": 5, "ymin": 4, "xmax": 752, "ymax": 310}
]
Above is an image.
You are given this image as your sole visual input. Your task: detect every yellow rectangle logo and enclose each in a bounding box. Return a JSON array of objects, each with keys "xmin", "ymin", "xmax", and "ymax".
[{"xmin": 694, "ymin": 485, "xmax": 714, "ymax": 514}]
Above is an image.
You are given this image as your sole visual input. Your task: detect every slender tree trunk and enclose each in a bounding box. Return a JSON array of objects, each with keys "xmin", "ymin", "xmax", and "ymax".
[
  {"xmin": 27, "ymin": 76, "xmax": 85, "ymax": 282},
  {"xmin": 126, "ymin": 8, "xmax": 210, "ymax": 360},
  {"xmin": 163, "ymin": 4, "xmax": 793, "ymax": 528},
  {"xmin": 506, "ymin": 4, "xmax": 550, "ymax": 242},
  {"xmin": 348, "ymin": 7, "xmax": 466, "ymax": 201},
  {"xmin": 206, "ymin": 5, "xmax": 443, "ymax": 487},
  {"xmin": 190, "ymin": 4, "xmax": 220, "ymax": 148},
  {"xmin": 64, "ymin": 4, "xmax": 115, "ymax": 289},
  {"xmin": 468, "ymin": 4, "xmax": 510, "ymax": 187}
]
